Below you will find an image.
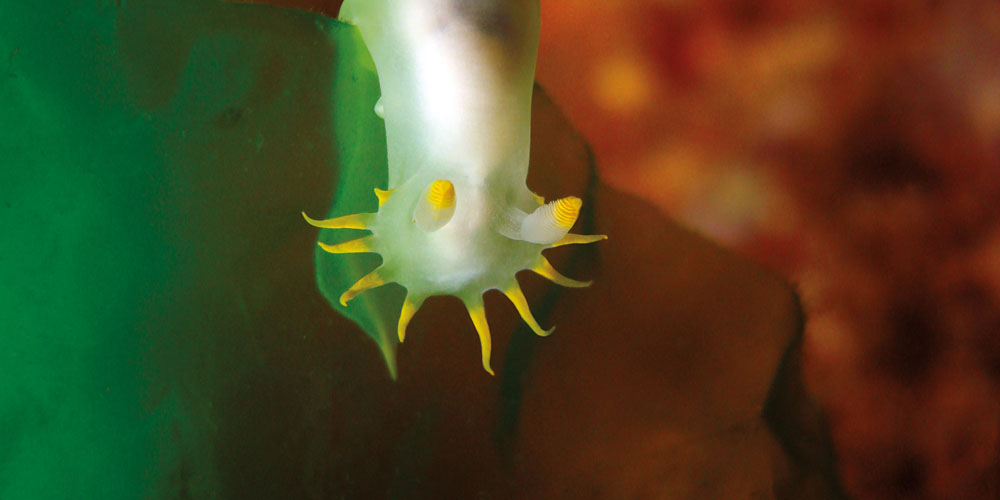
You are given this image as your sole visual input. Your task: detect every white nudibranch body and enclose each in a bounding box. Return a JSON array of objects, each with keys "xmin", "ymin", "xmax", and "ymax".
[{"xmin": 304, "ymin": 0, "xmax": 606, "ymax": 375}]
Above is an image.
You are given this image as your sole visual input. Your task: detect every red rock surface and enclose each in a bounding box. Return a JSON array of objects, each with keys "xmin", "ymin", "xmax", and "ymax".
[{"xmin": 535, "ymin": 1, "xmax": 1000, "ymax": 498}]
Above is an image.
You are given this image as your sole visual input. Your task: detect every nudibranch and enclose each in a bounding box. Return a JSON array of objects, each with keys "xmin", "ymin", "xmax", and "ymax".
[{"xmin": 304, "ymin": 0, "xmax": 605, "ymax": 375}]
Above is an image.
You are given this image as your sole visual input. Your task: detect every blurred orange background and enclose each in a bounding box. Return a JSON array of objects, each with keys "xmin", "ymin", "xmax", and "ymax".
[{"xmin": 535, "ymin": 1, "xmax": 1000, "ymax": 498}]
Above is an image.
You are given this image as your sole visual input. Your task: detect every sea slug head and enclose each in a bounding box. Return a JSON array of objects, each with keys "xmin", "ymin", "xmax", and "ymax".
[
  {"xmin": 309, "ymin": 0, "xmax": 604, "ymax": 375},
  {"xmin": 304, "ymin": 167, "xmax": 605, "ymax": 375},
  {"xmin": 369, "ymin": 171, "xmax": 545, "ymax": 299}
]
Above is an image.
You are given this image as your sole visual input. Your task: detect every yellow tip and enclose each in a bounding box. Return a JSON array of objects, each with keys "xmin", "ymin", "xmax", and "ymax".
[
  {"xmin": 339, "ymin": 268, "xmax": 387, "ymax": 306},
  {"xmin": 427, "ymin": 180, "xmax": 455, "ymax": 210},
  {"xmin": 503, "ymin": 283, "xmax": 554, "ymax": 337},
  {"xmin": 303, "ymin": 211, "xmax": 374, "ymax": 230},
  {"xmin": 398, "ymin": 296, "xmax": 422, "ymax": 343},
  {"xmin": 552, "ymin": 196, "xmax": 582, "ymax": 228},
  {"xmin": 317, "ymin": 235, "xmax": 375, "ymax": 254},
  {"xmin": 374, "ymin": 188, "xmax": 395, "ymax": 206},
  {"xmin": 466, "ymin": 299, "xmax": 495, "ymax": 376},
  {"xmin": 551, "ymin": 233, "xmax": 608, "ymax": 248},
  {"xmin": 532, "ymin": 256, "xmax": 592, "ymax": 288},
  {"xmin": 531, "ymin": 192, "xmax": 545, "ymax": 206}
]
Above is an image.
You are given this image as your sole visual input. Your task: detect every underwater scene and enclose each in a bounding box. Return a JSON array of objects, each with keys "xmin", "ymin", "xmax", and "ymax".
[{"xmin": 1, "ymin": 0, "xmax": 996, "ymax": 499}]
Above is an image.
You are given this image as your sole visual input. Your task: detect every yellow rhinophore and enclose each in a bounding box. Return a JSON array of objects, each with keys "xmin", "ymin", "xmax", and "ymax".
[
  {"xmin": 427, "ymin": 179, "xmax": 455, "ymax": 209},
  {"xmin": 552, "ymin": 196, "xmax": 582, "ymax": 228},
  {"xmin": 414, "ymin": 179, "xmax": 456, "ymax": 231}
]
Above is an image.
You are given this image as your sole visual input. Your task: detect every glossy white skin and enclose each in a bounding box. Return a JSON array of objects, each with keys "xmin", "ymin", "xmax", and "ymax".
[
  {"xmin": 339, "ymin": 0, "xmax": 562, "ymax": 302},
  {"xmin": 340, "ymin": 0, "xmax": 539, "ymax": 190}
]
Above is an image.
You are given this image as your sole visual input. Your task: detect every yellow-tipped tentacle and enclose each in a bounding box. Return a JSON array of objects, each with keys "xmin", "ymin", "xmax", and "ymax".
[
  {"xmin": 374, "ymin": 188, "xmax": 395, "ymax": 206},
  {"xmin": 465, "ymin": 297, "xmax": 495, "ymax": 375},
  {"xmin": 532, "ymin": 256, "xmax": 592, "ymax": 288},
  {"xmin": 551, "ymin": 196, "xmax": 582, "ymax": 229},
  {"xmin": 551, "ymin": 233, "xmax": 608, "ymax": 248},
  {"xmin": 397, "ymin": 295, "xmax": 424, "ymax": 343},
  {"xmin": 302, "ymin": 212, "xmax": 374, "ymax": 230},
  {"xmin": 502, "ymin": 282, "xmax": 554, "ymax": 337},
  {"xmin": 339, "ymin": 268, "xmax": 388, "ymax": 306},
  {"xmin": 318, "ymin": 235, "xmax": 375, "ymax": 255}
]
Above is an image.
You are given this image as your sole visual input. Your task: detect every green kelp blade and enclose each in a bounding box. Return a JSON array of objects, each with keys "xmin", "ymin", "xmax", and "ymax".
[{"xmin": 314, "ymin": 22, "xmax": 403, "ymax": 379}]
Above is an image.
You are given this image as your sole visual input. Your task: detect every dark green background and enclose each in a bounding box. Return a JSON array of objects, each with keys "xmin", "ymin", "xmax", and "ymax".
[{"xmin": 1, "ymin": 1, "xmax": 351, "ymax": 497}]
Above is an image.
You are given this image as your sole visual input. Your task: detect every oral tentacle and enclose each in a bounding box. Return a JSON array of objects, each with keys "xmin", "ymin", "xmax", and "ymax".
[
  {"xmin": 318, "ymin": 235, "xmax": 376, "ymax": 255},
  {"xmin": 551, "ymin": 233, "xmax": 608, "ymax": 248},
  {"xmin": 339, "ymin": 267, "xmax": 389, "ymax": 306},
  {"xmin": 502, "ymin": 282, "xmax": 554, "ymax": 337},
  {"xmin": 397, "ymin": 294, "xmax": 423, "ymax": 343},
  {"xmin": 531, "ymin": 255, "xmax": 592, "ymax": 288},
  {"xmin": 373, "ymin": 188, "xmax": 394, "ymax": 206},
  {"xmin": 464, "ymin": 295, "xmax": 495, "ymax": 376},
  {"xmin": 302, "ymin": 211, "xmax": 374, "ymax": 230}
]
